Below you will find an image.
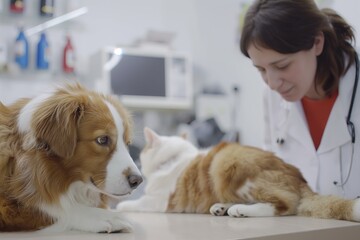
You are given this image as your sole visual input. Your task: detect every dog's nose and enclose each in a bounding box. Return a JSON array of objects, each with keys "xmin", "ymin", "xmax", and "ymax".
[{"xmin": 127, "ymin": 174, "xmax": 143, "ymax": 189}]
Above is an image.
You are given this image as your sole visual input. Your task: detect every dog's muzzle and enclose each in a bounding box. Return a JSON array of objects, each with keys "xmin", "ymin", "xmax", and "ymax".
[{"xmin": 89, "ymin": 174, "xmax": 143, "ymax": 199}]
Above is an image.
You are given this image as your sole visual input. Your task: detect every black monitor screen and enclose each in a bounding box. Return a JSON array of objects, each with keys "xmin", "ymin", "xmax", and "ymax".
[{"xmin": 110, "ymin": 54, "xmax": 166, "ymax": 97}]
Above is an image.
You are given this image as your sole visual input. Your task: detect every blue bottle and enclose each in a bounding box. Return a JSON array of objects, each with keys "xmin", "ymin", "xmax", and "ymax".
[
  {"xmin": 36, "ymin": 32, "xmax": 50, "ymax": 70},
  {"xmin": 14, "ymin": 28, "xmax": 29, "ymax": 69}
]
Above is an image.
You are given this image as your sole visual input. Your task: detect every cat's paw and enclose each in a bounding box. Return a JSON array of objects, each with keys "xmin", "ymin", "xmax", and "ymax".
[
  {"xmin": 210, "ymin": 203, "xmax": 233, "ymax": 216},
  {"xmin": 227, "ymin": 204, "xmax": 250, "ymax": 217},
  {"xmin": 228, "ymin": 203, "xmax": 275, "ymax": 217}
]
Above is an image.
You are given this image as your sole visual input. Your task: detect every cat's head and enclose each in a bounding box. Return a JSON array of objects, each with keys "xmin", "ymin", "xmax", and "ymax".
[{"xmin": 139, "ymin": 127, "xmax": 198, "ymax": 178}]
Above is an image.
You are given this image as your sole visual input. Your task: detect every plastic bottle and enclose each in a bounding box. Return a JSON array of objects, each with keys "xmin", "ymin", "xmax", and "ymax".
[
  {"xmin": 36, "ymin": 32, "xmax": 50, "ymax": 70},
  {"xmin": 0, "ymin": 0, "xmax": 4, "ymax": 13},
  {"xmin": 10, "ymin": 0, "xmax": 24, "ymax": 14},
  {"xmin": 14, "ymin": 27, "xmax": 29, "ymax": 69},
  {"xmin": 40, "ymin": 0, "xmax": 55, "ymax": 17},
  {"xmin": 0, "ymin": 41, "xmax": 8, "ymax": 72},
  {"xmin": 63, "ymin": 35, "xmax": 75, "ymax": 73}
]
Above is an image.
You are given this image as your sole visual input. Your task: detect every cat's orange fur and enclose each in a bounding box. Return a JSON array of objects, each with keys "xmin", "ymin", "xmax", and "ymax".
[
  {"xmin": 167, "ymin": 142, "xmax": 310, "ymax": 215},
  {"xmin": 117, "ymin": 128, "xmax": 360, "ymax": 222}
]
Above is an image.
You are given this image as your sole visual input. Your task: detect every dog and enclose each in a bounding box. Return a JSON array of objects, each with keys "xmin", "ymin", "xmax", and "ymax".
[
  {"xmin": 0, "ymin": 83, "xmax": 143, "ymax": 232},
  {"xmin": 117, "ymin": 127, "xmax": 360, "ymax": 222}
]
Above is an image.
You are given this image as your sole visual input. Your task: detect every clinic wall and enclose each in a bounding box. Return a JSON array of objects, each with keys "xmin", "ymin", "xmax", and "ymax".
[
  {"xmin": 189, "ymin": 0, "xmax": 266, "ymax": 147},
  {"xmin": 77, "ymin": 0, "xmax": 266, "ymax": 147},
  {"xmin": 0, "ymin": 0, "xmax": 358, "ymax": 148},
  {"xmin": 332, "ymin": 0, "xmax": 360, "ymax": 46},
  {"xmin": 187, "ymin": 0, "xmax": 360, "ymax": 148}
]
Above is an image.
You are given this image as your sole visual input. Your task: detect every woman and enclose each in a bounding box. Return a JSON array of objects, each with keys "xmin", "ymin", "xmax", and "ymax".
[{"xmin": 240, "ymin": 0, "xmax": 360, "ymax": 199}]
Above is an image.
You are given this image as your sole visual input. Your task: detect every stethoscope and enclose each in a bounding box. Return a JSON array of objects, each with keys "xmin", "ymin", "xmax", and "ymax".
[
  {"xmin": 277, "ymin": 51, "xmax": 359, "ymax": 188},
  {"xmin": 346, "ymin": 51, "xmax": 359, "ymax": 144},
  {"xmin": 335, "ymin": 51, "xmax": 359, "ymax": 188}
]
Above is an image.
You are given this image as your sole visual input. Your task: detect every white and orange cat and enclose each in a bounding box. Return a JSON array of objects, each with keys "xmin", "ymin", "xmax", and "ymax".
[{"xmin": 117, "ymin": 127, "xmax": 360, "ymax": 221}]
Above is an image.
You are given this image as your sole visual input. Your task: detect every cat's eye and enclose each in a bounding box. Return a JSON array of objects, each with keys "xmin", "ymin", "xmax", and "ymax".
[{"xmin": 96, "ymin": 136, "xmax": 111, "ymax": 146}]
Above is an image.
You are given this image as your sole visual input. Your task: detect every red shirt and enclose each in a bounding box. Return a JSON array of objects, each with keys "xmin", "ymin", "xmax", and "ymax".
[{"xmin": 301, "ymin": 90, "xmax": 338, "ymax": 150}]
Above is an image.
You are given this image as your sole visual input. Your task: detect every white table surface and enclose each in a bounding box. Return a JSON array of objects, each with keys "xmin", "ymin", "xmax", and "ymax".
[{"xmin": 1, "ymin": 212, "xmax": 360, "ymax": 240}]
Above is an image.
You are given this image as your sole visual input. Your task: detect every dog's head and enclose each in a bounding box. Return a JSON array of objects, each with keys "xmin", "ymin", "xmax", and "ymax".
[
  {"xmin": 140, "ymin": 127, "xmax": 198, "ymax": 178},
  {"xmin": 16, "ymin": 83, "xmax": 142, "ymax": 198}
]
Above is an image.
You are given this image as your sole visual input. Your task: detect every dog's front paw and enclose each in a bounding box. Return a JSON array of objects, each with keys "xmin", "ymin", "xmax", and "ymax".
[
  {"xmin": 94, "ymin": 213, "xmax": 133, "ymax": 233},
  {"xmin": 210, "ymin": 203, "xmax": 233, "ymax": 216},
  {"xmin": 42, "ymin": 211, "xmax": 133, "ymax": 233},
  {"xmin": 116, "ymin": 200, "xmax": 140, "ymax": 212}
]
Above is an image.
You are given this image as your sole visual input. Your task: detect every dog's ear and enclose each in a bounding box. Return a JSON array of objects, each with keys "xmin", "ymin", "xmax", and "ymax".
[
  {"xmin": 143, "ymin": 127, "xmax": 160, "ymax": 147},
  {"xmin": 32, "ymin": 96, "xmax": 85, "ymax": 159}
]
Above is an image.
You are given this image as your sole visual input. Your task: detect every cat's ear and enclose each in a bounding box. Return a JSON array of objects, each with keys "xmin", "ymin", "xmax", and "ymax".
[
  {"xmin": 144, "ymin": 127, "xmax": 160, "ymax": 146},
  {"xmin": 180, "ymin": 132, "xmax": 188, "ymax": 139}
]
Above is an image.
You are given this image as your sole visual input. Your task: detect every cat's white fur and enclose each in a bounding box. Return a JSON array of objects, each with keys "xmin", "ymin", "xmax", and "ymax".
[{"xmin": 117, "ymin": 127, "xmax": 200, "ymax": 212}]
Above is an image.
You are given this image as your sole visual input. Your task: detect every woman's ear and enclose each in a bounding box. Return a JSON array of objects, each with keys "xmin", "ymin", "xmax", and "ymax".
[{"xmin": 314, "ymin": 32, "xmax": 325, "ymax": 56}]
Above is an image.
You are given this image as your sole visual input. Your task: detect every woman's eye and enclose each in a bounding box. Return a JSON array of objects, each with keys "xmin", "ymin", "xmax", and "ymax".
[
  {"xmin": 257, "ymin": 67, "xmax": 266, "ymax": 73},
  {"xmin": 276, "ymin": 64, "xmax": 289, "ymax": 70},
  {"xmin": 96, "ymin": 136, "xmax": 110, "ymax": 146}
]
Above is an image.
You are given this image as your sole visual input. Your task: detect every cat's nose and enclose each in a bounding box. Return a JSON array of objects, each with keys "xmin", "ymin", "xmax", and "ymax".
[{"xmin": 127, "ymin": 174, "xmax": 143, "ymax": 189}]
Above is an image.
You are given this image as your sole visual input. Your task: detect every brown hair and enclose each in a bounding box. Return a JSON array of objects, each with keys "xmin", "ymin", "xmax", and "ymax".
[{"xmin": 240, "ymin": 0, "xmax": 356, "ymax": 96}]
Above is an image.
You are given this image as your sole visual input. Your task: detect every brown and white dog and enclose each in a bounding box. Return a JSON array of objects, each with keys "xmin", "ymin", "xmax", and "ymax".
[{"xmin": 0, "ymin": 83, "xmax": 143, "ymax": 233}]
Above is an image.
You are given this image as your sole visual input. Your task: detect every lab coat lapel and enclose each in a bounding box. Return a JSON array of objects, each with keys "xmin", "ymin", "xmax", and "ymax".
[
  {"xmin": 317, "ymin": 99, "xmax": 351, "ymax": 154},
  {"xmin": 317, "ymin": 59, "xmax": 355, "ymax": 154},
  {"xmin": 285, "ymin": 101, "xmax": 316, "ymax": 153}
]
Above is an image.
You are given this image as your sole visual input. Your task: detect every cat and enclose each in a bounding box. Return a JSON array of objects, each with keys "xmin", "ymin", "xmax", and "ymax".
[{"xmin": 117, "ymin": 127, "xmax": 360, "ymax": 221}]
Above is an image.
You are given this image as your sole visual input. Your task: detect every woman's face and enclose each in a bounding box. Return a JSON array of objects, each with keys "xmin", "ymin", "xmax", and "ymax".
[{"xmin": 247, "ymin": 36, "xmax": 324, "ymax": 101}]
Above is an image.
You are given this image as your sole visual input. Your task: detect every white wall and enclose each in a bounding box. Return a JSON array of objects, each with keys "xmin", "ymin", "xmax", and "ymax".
[
  {"xmin": 188, "ymin": 0, "xmax": 265, "ymax": 147},
  {"xmin": 79, "ymin": 0, "xmax": 360, "ymax": 148},
  {"xmin": 0, "ymin": 0, "xmax": 358, "ymax": 148},
  {"xmin": 332, "ymin": 0, "xmax": 360, "ymax": 46}
]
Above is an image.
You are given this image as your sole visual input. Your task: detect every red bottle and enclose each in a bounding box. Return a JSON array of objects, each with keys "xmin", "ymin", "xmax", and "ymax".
[
  {"xmin": 10, "ymin": 0, "xmax": 24, "ymax": 14},
  {"xmin": 63, "ymin": 36, "xmax": 75, "ymax": 73}
]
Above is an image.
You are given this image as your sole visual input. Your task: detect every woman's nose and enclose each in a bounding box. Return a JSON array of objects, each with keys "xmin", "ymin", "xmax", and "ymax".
[{"xmin": 265, "ymin": 71, "xmax": 282, "ymax": 90}]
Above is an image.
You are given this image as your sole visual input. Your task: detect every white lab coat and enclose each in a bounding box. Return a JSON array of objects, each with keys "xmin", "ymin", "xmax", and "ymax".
[{"xmin": 263, "ymin": 61, "xmax": 360, "ymax": 199}]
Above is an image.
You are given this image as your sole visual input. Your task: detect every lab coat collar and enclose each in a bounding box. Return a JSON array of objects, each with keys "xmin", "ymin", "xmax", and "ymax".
[
  {"xmin": 280, "ymin": 61, "xmax": 356, "ymax": 155},
  {"xmin": 278, "ymin": 94, "xmax": 351, "ymax": 155},
  {"xmin": 317, "ymin": 61, "xmax": 356, "ymax": 153},
  {"xmin": 280, "ymin": 100, "xmax": 316, "ymax": 154},
  {"xmin": 317, "ymin": 98, "xmax": 351, "ymax": 153}
]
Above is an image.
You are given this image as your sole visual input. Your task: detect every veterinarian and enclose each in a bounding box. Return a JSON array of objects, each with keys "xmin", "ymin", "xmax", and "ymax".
[{"xmin": 240, "ymin": 0, "xmax": 360, "ymax": 199}]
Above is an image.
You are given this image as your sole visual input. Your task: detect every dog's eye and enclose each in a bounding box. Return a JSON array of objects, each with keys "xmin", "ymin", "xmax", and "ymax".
[{"xmin": 96, "ymin": 136, "xmax": 110, "ymax": 146}]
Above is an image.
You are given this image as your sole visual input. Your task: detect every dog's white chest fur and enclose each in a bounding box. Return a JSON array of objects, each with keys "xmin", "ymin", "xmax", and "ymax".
[{"xmin": 40, "ymin": 181, "xmax": 132, "ymax": 233}]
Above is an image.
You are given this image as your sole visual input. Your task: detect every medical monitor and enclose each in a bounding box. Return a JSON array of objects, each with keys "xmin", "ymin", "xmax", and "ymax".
[{"xmin": 91, "ymin": 46, "xmax": 193, "ymax": 110}]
